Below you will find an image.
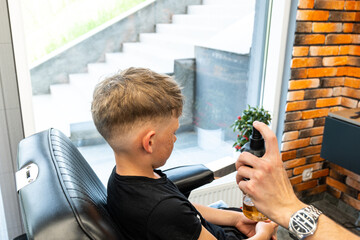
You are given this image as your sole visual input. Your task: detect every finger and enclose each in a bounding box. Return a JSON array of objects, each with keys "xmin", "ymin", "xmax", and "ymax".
[
  {"xmin": 236, "ymin": 165, "xmax": 253, "ymax": 182},
  {"xmin": 253, "ymin": 121, "xmax": 279, "ymax": 157},
  {"xmin": 236, "ymin": 151, "xmax": 260, "ymax": 169}
]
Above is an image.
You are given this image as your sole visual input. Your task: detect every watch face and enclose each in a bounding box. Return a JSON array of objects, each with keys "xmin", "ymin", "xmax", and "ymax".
[{"xmin": 290, "ymin": 211, "xmax": 315, "ymax": 234}]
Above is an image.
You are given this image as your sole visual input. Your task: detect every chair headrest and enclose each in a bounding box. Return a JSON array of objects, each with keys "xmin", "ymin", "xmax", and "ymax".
[{"xmin": 17, "ymin": 128, "xmax": 124, "ymax": 240}]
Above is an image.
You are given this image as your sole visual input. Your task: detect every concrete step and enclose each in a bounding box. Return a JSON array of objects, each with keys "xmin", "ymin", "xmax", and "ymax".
[
  {"xmin": 203, "ymin": 0, "xmax": 249, "ymax": 5},
  {"xmin": 156, "ymin": 23, "xmax": 218, "ymax": 38},
  {"xmin": 123, "ymin": 42, "xmax": 194, "ymax": 59},
  {"xmin": 187, "ymin": 4, "xmax": 250, "ymax": 15},
  {"xmin": 172, "ymin": 14, "xmax": 241, "ymax": 27},
  {"xmin": 105, "ymin": 52, "xmax": 172, "ymax": 73}
]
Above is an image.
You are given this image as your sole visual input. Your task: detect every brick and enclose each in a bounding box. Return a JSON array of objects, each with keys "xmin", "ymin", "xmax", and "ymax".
[
  {"xmin": 282, "ymin": 138, "xmax": 310, "ymax": 151},
  {"xmin": 316, "ymin": 97, "xmax": 341, "ymax": 108},
  {"xmin": 345, "ymin": 1, "xmax": 360, "ymax": 11},
  {"xmin": 310, "ymin": 135, "xmax": 323, "ymax": 145},
  {"xmin": 288, "ymin": 91, "xmax": 305, "ymax": 101},
  {"xmin": 320, "ymin": 77, "xmax": 344, "ymax": 87},
  {"xmin": 325, "ymin": 34, "xmax": 352, "ymax": 45},
  {"xmin": 358, "ymin": 102, "xmax": 360, "ymax": 108},
  {"xmin": 359, "ymin": 193, "xmax": 360, "ymax": 201},
  {"xmin": 301, "ymin": 109, "xmax": 329, "ymax": 119},
  {"xmin": 284, "ymin": 119, "xmax": 314, "ymax": 132},
  {"xmin": 343, "ymin": 23, "xmax": 354, "ymax": 33},
  {"xmin": 294, "ymin": 34, "xmax": 325, "ymax": 45},
  {"xmin": 330, "ymin": 169, "xmax": 346, "ymax": 182},
  {"xmin": 299, "ymin": 126, "xmax": 324, "ymax": 138},
  {"xmin": 354, "ymin": 24, "xmax": 360, "ymax": 33},
  {"xmin": 284, "ymin": 158, "xmax": 307, "ymax": 169},
  {"xmin": 342, "ymin": 87, "xmax": 360, "ymax": 99},
  {"xmin": 310, "ymin": 46, "xmax": 339, "ymax": 56},
  {"xmin": 342, "ymin": 194, "xmax": 360, "ymax": 210},
  {"xmin": 282, "ymin": 131, "xmax": 299, "ymax": 142},
  {"xmin": 347, "ymin": 57, "xmax": 360, "ymax": 67},
  {"xmin": 328, "ymin": 186, "xmax": 342, "ymax": 198},
  {"xmin": 329, "ymin": 163, "xmax": 360, "ymax": 182},
  {"xmin": 296, "ymin": 22, "xmax": 312, "ymax": 33},
  {"xmin": 346, "ymin": 177, "xmax": 360, "ymax": 191},
  {"xmin": 289, "ymin": 79, "xmax": 320, "ymax": 90},
  {"xmin": 329, "ymin": 11, "xmax": 357, "ymax": 22},
  {"xmin": 332, "ymin": 87, "xmax": 342, "ymax": 96},
  {"xmin": 293, "ymin": 180, "xmax": 318, "ymax": 192},
  {"xmin": 341, "ymin": 97, "xmax": 358, "ymax": 108},
  {"xmin": 326, "ymin": 177, "xmax": 358, "ymax": 197},
  {"xmin": 304, "ymin": 89, "xmax": 333, "ymax": 99},
  {"xmin": 298, "ymin": 0, "xmax": 314, "ymax": 9},
  {"xmin": 293, "ymin": 46, "xmax": 309, "ymax": 57},
  {"xmin": 287, "ymin": 170, "xmax": 293, "ymax": 178},
  {"xmin": 352, "ymin": 34, "xmax": 360, "ymax": 44},
  {"xmin": 286, "ymin": 100, "xmax": 316, "ymax": 111},
  {"xmin": 296, "ymin": 145, "xmax": 322, "ymax": 158},
  {"xmin": 290, "ymin": 175, "xmax": 303, "ymax": 185},
  {"xmin": 304, "ymin": 184, "xmax": 327, "ymax": 196},
  {"xmin": 281, "ymin": 150, "xmax": 297, "ymax": 161},
  {"xmin": 344, "ymin": 77, "xmax": 360, "ymax": 88},
  {"xmin": 291, "ymin": 69, "xmax": 308, "ymax": 79},
  {"xmin": 347, "ymin": 67, "xmax": 360, "ymax": 78},
  {"xmin": 285, "ymin": 112, "xmax": 302, "ymax": 121},
  {"xmin": 306, "ymin": 154, "xmax": 323, "ymax": 163},
  {"xmin": 339, "ymin": 45, "xmax": 360, "ymax": 56},
  {"xmin": 335, "ymin": 66, "xmax": 348, "ymax": 77},
  {"xmin": 313, "ymin": 168, "xmax": 329, "ymax": 179},
  {"xmin": 313, "ymin": 117, "xmax": 326, "ymax": 127},
  {"xmin": 323, "ymin": 56, "xmax": 348, "ymax": 67},
  {"xmin": 291, "ymin": 57, "xmax": 322, "ymax": 68},
  {"xmin": 297, "ymin": 10, "xmax": 329, "ymax": 21},
  {"xmin": 314, "ymin": 0, "xmax": 345, "ymax": 10},
  {"xmin": 307, "ymin": 67, "xmax": 338, "ymax": 78},
  {"xmin": 312, "ymin": 22, "xmax": 342, "ymax": 33}
]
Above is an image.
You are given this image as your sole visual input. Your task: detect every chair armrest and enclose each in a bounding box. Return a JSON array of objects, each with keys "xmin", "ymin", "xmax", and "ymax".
[{"xmin": 165, "ymin": 157, "xmax": 236, "ymax": 197}]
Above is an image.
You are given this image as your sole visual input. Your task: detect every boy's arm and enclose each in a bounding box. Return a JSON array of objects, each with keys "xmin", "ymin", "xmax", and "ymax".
[{"xmin": 193, "ymin": 203, "xmax": 277, "ymax": 239}]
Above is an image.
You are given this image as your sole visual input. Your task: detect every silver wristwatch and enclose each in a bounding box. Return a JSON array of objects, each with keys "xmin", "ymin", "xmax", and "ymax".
[{"xmin": 288, "ymin": 205, "xmax": 322, "ymax": 240}]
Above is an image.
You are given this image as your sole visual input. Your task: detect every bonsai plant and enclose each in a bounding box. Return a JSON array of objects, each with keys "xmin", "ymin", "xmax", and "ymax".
[{"xmin": 231, "ymin": 105, "xmax": 271, "ymax": 151}]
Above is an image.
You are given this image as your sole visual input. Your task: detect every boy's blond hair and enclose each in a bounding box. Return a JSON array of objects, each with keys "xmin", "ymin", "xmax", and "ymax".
[{"xmin": 91, "ymin": 67, "xmax": 183, "ymax": 146}]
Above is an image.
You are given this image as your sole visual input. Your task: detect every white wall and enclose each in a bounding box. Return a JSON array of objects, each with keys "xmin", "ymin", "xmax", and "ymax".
[{"xmin": 0, "ymin": 0, "xmax": 25, "ymax": 238}]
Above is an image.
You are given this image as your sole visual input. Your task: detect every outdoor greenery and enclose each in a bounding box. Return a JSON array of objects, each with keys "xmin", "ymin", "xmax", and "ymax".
[
  {"xmin": 21, "ymin": 0, "xmax": 146, "ymax": 64},
  {"xmin": 231, "ymin": 105, "xmax": 271, "ymax": 151}
]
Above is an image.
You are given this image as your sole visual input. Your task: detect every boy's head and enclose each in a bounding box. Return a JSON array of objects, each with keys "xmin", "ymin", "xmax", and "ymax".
[{"xmin": 91, "ymin": 67, "xmax": 184, "ymax": 151}]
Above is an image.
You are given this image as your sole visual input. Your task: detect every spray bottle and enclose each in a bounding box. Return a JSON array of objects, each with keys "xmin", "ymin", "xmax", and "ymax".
[{"xmin": 240, "ymin": 126, "xmax": 268, "ymax": 221}]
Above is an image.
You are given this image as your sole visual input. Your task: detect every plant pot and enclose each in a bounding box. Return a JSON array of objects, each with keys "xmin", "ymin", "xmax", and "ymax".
[{"xmin": 196, "ymin": 127, "xmax": 224, "ymax": 150}]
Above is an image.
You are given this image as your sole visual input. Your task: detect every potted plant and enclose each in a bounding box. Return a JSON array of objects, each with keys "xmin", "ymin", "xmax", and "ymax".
[{"xmin": 231, "ymin": 105, "xmax": 271, "ymax": 151}]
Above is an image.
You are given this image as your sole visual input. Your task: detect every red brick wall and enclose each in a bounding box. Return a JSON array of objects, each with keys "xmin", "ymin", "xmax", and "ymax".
[{"xmin": 282, "ymin": 0, "xmax": 360, "ymax": 210}]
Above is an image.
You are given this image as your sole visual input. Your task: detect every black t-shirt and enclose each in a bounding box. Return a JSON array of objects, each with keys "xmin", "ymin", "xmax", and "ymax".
[{"xmin": 107, "ymin": 168, "xmax": 228, "ymax": 240}]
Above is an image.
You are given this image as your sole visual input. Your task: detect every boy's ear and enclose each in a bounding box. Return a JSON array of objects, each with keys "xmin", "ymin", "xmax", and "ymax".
[{"xmin": 142, "ymin": 130, "xmax": 156, "ymax": 153}]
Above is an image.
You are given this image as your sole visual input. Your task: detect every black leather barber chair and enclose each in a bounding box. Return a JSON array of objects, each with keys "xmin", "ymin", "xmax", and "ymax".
[{"xmin": 15, "ymin": 128, "xmax": 236, "ymax": 240}]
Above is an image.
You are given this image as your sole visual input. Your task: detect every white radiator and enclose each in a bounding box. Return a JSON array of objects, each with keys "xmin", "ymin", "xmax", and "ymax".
[{"xmin": 189, "ymin": 180, "xmax": 243, "ymax": 208}]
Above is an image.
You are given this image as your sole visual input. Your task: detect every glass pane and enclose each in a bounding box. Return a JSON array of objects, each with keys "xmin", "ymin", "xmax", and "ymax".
[
  {"xmin": 21, "ymin": 0, "xmax": 268, "ymax": 185},
  {"xmin": 0, "ymin": 187, "xmax": 9, "ymax": 240}
]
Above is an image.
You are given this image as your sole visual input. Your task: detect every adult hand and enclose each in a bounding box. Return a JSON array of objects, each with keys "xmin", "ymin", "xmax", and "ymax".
[{"xmin": 235, "ymin": 121, "xmax": 307, "ymax": 228}]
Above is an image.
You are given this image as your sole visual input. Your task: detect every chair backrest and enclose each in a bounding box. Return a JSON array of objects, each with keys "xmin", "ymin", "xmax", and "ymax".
[{"xmin": 16, "ymin": 128, "xmax": 124, "ymax": 240}]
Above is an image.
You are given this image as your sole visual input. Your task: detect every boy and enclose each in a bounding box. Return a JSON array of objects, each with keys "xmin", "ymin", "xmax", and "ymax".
[{"xmin": 91, "ymin": 67, "xmax": 277, "ymax": 240}]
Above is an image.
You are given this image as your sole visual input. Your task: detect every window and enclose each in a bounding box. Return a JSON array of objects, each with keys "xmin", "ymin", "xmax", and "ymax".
[{"xmin": 21, "ymin": 0, "xmax": 272, "ymax": 183}]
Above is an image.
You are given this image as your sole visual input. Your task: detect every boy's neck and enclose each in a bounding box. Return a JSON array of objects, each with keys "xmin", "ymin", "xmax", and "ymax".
[{"xmin": 115, "ymin": 153, "xmax": 160, "ymax": 179}]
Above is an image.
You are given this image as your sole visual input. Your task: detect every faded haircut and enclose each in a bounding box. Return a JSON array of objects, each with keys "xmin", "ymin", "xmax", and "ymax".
[{"xmin": 91, "ymin": 67, "xmax": 183, "ymax": 143}]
